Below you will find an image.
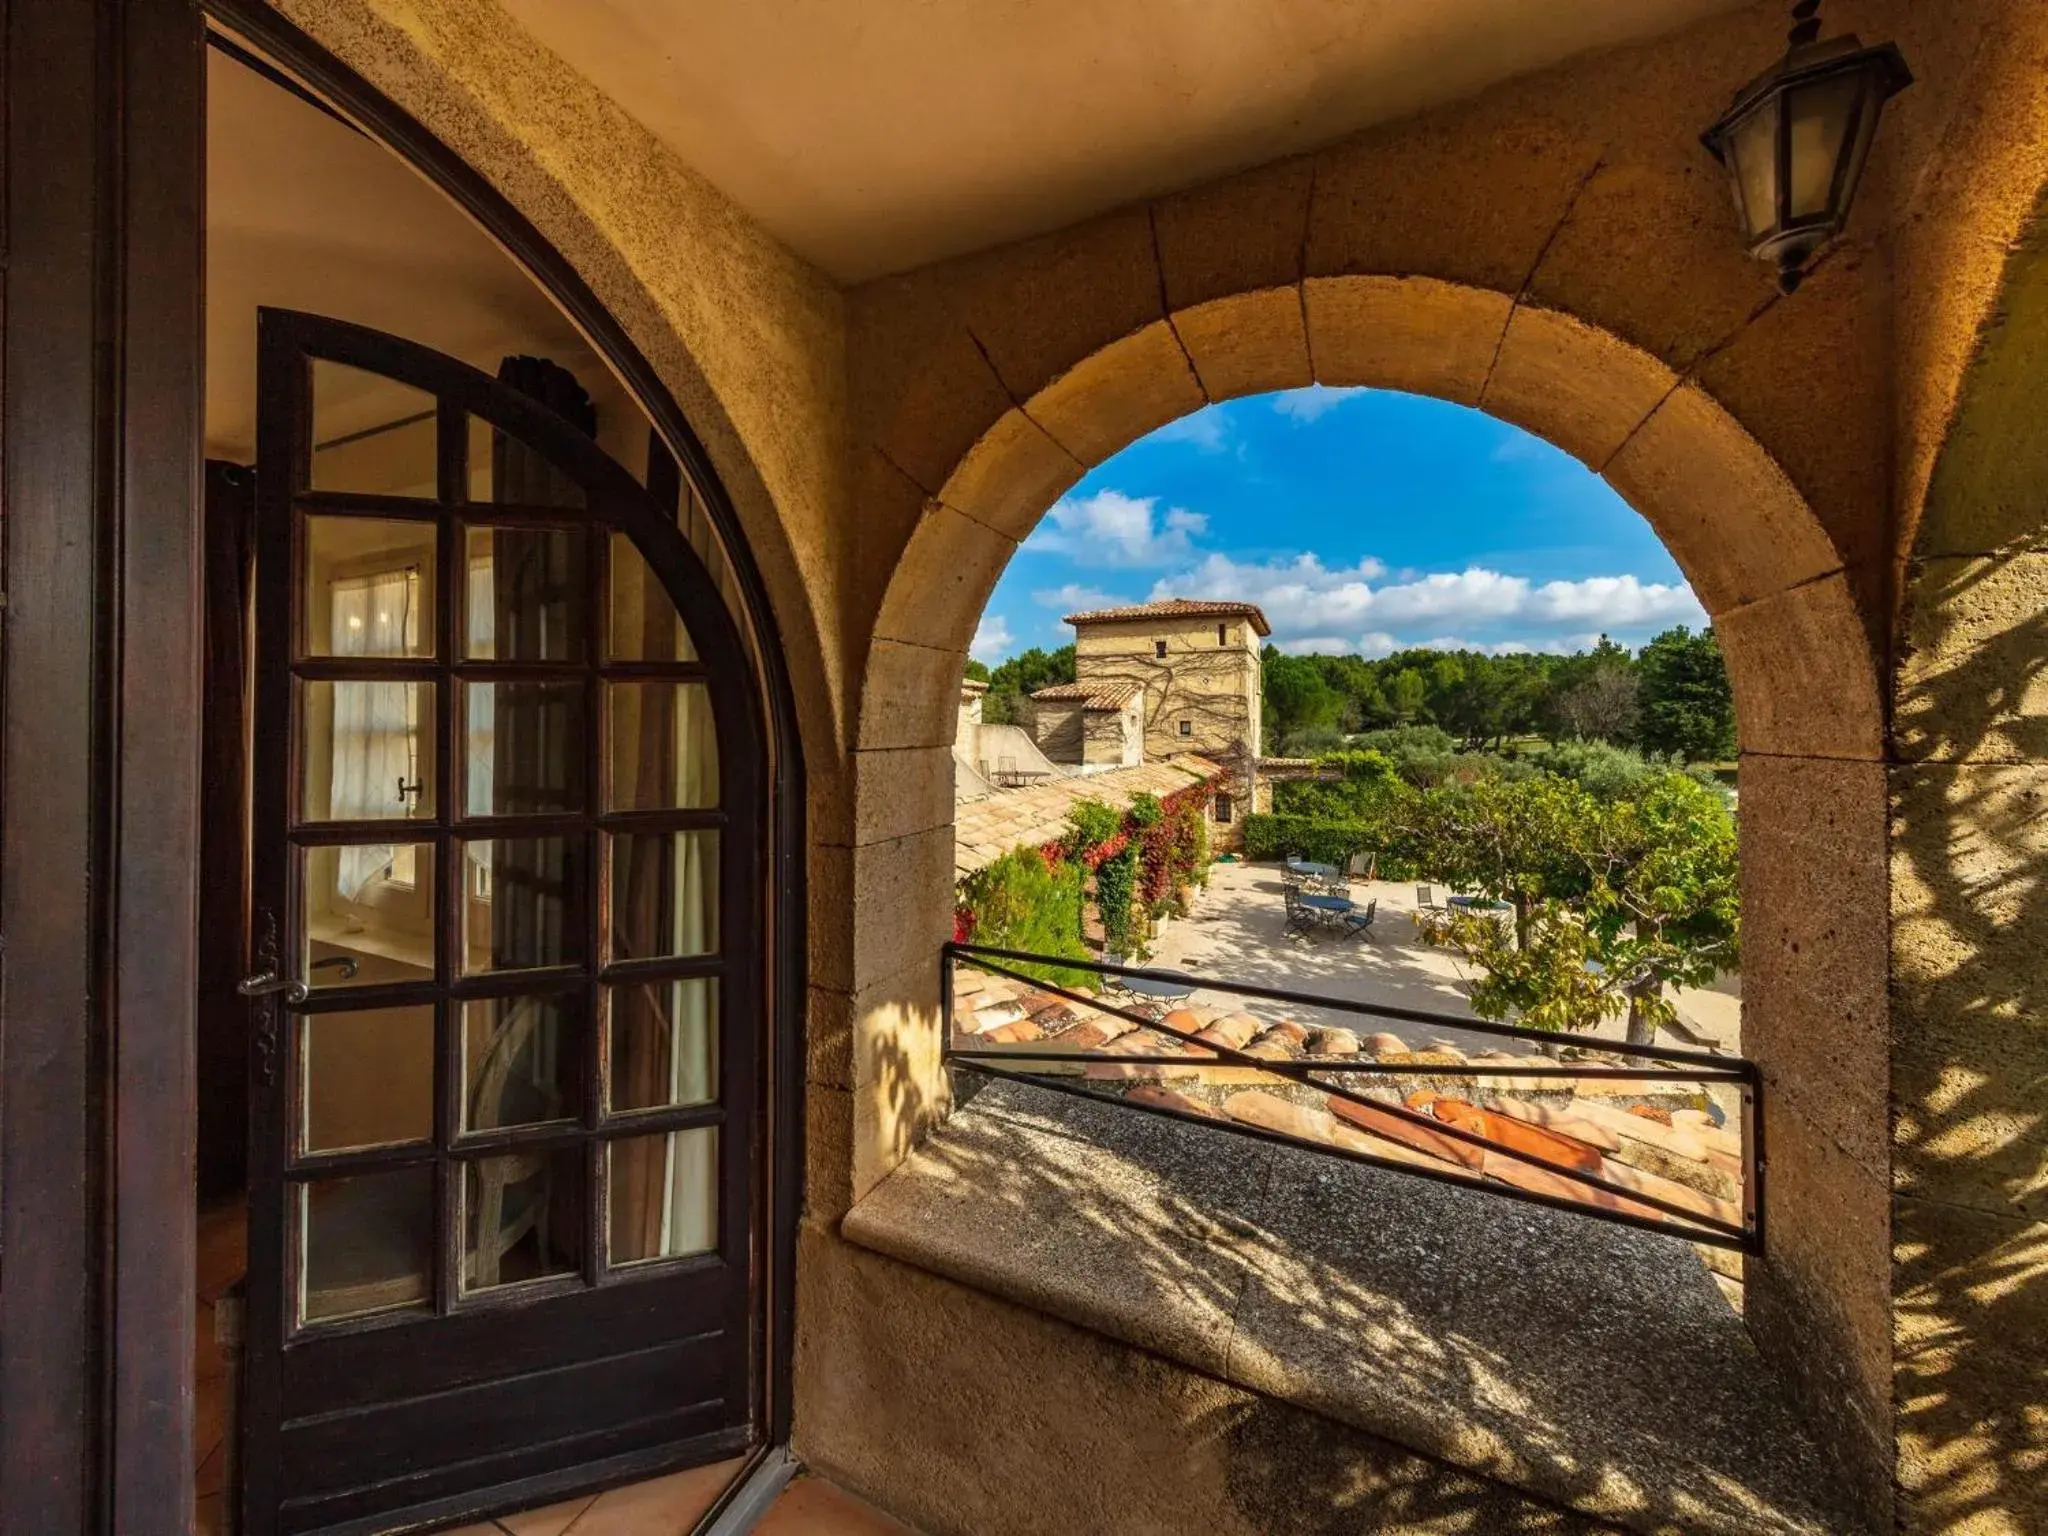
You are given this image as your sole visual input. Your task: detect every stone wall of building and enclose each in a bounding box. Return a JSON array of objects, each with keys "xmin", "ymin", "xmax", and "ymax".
[
  {"xmin": 1074, "ymin": 614, "xmax": 1262, "ymax": 761},
  {"xmin": 1029, "ymin": 699, "xmax": 1085, "ymax": 765},
  {"xmin": 1079, "ymin": 696, "xmax": 1144, "ymax": 769}
]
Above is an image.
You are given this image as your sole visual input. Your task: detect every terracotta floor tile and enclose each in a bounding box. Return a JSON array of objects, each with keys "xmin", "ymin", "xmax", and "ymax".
[
  {"xmin": 496, "ymin": 1493, "xmax": 597, "ymax": 1536},
  {"xmin": 755, "ymin": 1477, "xmax": 917, "ymax": 1535},
  {"xmin": 562, "ymin": 1460, "xmax": 744, "ymax": 1534}
]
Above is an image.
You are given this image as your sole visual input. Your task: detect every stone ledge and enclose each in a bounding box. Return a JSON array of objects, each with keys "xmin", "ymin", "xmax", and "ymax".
[{"xmin": 843, "ymin": 1079, "xmax": 1857, "ymax": 1536}]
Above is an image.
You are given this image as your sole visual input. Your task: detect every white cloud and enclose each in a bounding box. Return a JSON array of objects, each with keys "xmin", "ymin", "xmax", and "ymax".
[
  {"xmin": 1489, "ymin": 433, "xmax": 1550, "ymax": 464},
  {"xmin": 1148, "ymin": 406, "xmax": 1232, "ymax": 452},
  {"xmin": 1271, "ymin": 386, "xmax": 1367, "ymax": 422},
  {"xmin": 1032, "ymin": 582, "xmax": 1128, "ymax": 613},
  {"xmin": 1145, "ymin": 552, "xmax": 1705, "ymax": 655},
  {"xmin": 1024, "ymin": 490, "xmax": 1209, "ymax": 567},
  {"xmin": 970, "ymin": 614, "xmax": 1015, "ymax": 661}
]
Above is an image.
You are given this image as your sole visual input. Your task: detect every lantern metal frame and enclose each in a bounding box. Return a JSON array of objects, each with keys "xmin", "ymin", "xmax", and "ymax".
[{"xmin": 1700, "ymin": 4, "xmax": 1912, "ymax": 294}]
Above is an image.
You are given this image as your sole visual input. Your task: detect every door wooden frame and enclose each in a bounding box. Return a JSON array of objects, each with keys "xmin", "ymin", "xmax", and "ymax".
[
  {"xmin": 1, "ymin": 1, "xmax": 205, "ymax": 1530},
  {"xmin": 0, "ymin": 0, "xmax": 806, "ymax": 1527}
]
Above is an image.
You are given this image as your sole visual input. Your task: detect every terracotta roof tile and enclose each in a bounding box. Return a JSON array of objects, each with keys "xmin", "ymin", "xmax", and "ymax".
[
  {"xmin": 1029, "ymin": 680, "xmax": 1141, "ymax": 709},
  {"xmin": 1062, "ymin": 597, "xmax": 1272, "ymax": 635},
  {"xmin": 953, "ymin": 755, "xmax": 1225, "ymax": 877}
]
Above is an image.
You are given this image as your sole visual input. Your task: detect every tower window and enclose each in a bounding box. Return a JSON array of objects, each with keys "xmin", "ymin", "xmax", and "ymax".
[
  {"xmin": 1154, "ymin": 640, "xmax": 1167, "ymax": 658},
  {"xmin": 1179, "ymin": 719, "xmax": 1192, "ymax": 737},
  {"xmin": 1214, "ymin": 792, "xmax": 1233, "ymax": 823},
  {"xmin": 1218, "ymin": 623, "xmax": 1228, "ymax": 645}
]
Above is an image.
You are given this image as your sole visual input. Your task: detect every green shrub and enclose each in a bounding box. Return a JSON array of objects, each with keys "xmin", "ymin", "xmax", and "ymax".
[
  {"xmin": 958, "ymin": 848, "xmax": 1094, "ymax": 990},
  {"xmin": 1063, "ymin": 797, "xmax": 1125, "ymax": 859},
  {"xmin": 1242, "ymin": 813, "xmax": 1418, "ymax": 878},
  {"xmin": 1534, "ymin": 739, "xmax": 1718, "ymax": 801},
  {"xmin": 1094, "ymin": 845, "xmax": 1143, "ymax": 961}
]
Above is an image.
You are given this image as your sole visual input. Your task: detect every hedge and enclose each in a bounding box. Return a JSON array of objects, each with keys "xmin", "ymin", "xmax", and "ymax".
[{"xmin": 1242, "ymin": 813, "xmax": 1418, "ymax": 879}]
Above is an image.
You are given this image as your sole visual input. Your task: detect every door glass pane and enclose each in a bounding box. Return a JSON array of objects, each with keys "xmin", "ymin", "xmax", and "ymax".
[
  {"xmin": 300, "ymin": 1005, "xmax": 434, "ymax": 1153},
  {"xmin": 1728, "ymin": 96, "xmax": 1780, "ymax": 239},
  {"xmin": 299, "ymin": 1166, "xmax": 433, "ymax": 1324},
  {"xmin": 462, "ymin": 682, "xmax": 586, "ymax": 817},
  {"xmin": 1787, "ymin": 74, "xmax": 1861, "ymax": 218},
  {"xmin": 463, "ymin": 1147, "xmax": 584, "ymax": 1291},
  {"xmin": 467, "ymin": 415, "xmax": 586, "ymax": 509},
  {"xmin": 301, "ymin": 842, "xmax": 436, "ymax": 988},
  {"xmin": 608, "ymin": 830, "xmax": 719, "ymax": 961},
  {"xmin": 299, "ymin": 679, "xmax": 435, "ymax": 822},
  {"xmin": 312, "ymin": 362, "xmax": 439, "ymax": 497},
  {"xmin": 608, "ymin": 533, "xmax": 696, "ymax": 662},
  {"xmin": 302, "ymin": 517, "xmax": 437, "ymax": 658},
  {"xmin": 459, "ymin": 836, "xmax": 586, "ymax": 974},
  {"xmin": 461, "ymin": 994, "xmax": 582, "ymax": 1132},
  {"xmin": 463, "ymin": 525, "xmax": 586, "ymax": 661},
  {"xmin": 608, "ymin": 1129, "xmax": 717, "ymax": 1265},
  {"xmin": 607, "ymin": 978, "xmax": 717, "ymax": 1114},
  {"xmin": 606, "ymin": 682, "xmax": 718, "ymax": 810}
]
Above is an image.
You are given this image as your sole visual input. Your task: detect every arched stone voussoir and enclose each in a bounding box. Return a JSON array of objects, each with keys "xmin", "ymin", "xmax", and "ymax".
[
  {"xmin": 1304, "ymin": 274, "xmax": 1510, "ymax": 405},
  {"xmin": 1172, "ymin": 288, "xmax": 1313, "ymax": 403},
  {"xmin": 1603, "ymin": 381, "xmax": 1845, "ymax": 618},
  {"xmin": 1024, "ymin": 319, "xmax": 1207, "ymax": 467},
  {"xmin": 935, "ymin": 407, "xmax": 1084, "ymax": 546},
  {"xmin": 1719, "ymin": 574, "xmax": 1887, "ymax": 762},
  {"xmin": 872, "ymin": 502, "xmax": 1017, "ymax": 657},
  {"xmin": 1480, "ymin": 303, "xmax": 1679, "ymax": 473}
]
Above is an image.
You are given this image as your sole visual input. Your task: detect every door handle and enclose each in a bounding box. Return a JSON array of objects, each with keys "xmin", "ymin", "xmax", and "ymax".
[{"xmin": 237, "ymin": 969, "xmax": 309, "ymax": 1005}]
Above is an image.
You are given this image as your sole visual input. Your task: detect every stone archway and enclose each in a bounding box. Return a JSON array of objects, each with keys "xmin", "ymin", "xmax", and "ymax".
[{"xmin": 847, "ymin": 272, "xmax": 1893, "ymax": 1512}]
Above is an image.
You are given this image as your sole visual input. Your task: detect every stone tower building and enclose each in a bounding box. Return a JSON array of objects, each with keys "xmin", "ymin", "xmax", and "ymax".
[{"xmin": 1029, "ymin": 597, "xmax": 1268, "ymax": 817}]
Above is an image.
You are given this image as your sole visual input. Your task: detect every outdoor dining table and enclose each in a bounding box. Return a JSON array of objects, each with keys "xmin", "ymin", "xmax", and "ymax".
[
  {"xmin": 1297, "ymin": 892, "xmax": 1355, "ymax": 917},
  {"xmin": 1446, "ymin": 895, "xmax": 1512, "ymax": 912},
  {"xmin": 1285, "ymin": 859, "xmax": 1340, "ymax": 879}
]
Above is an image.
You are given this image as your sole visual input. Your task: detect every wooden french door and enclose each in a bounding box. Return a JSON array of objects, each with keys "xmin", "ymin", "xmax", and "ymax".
[{"xmin": 239, "ymin": 309, "xmax": 764, "ymax": 1536}]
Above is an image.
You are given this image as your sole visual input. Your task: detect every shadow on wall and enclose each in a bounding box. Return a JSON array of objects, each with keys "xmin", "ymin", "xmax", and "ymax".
[
  {"xmin": 1889, "ymin": 209, "xmax": 2048, "ymax": 1536},
  {"xmin": 1893, "ymin": 560, "xmax": 2048, "ymax": 1536}
]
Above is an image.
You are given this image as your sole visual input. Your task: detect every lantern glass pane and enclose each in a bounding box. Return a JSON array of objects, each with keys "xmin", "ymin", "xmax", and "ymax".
[
  {"xmin": 1728, "ymin": 96, "xmax": 1781, "ymax": 240},
  {"xmin": 1787, "ymin": 73, "xmax": 1863, "ymax": 218}
]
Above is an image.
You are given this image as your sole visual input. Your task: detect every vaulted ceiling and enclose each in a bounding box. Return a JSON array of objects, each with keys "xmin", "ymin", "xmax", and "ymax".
[{"xmin": 503, "ymin": 0, "xmax": 1751, "ymax": 281}]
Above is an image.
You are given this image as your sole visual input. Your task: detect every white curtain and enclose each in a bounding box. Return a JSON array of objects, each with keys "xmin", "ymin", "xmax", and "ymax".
[
  {"xmin": 658, "ymin": 690, "xmax": 718, "ymax": 1253},
  {"xmin": 465, "ymin": 557, "xmax": 495, "ymax": 896},
  {"xmin": 662, "ymin": 1124, "xmax": 718, "ymax": 1258},
  {"xmin": 329, "ymin": 570, "xmax": 419, "ymax": 898}
]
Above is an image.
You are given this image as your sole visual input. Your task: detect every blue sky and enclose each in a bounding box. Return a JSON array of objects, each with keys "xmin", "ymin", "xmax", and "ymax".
[{"xmin": 973, "ymin": 386, "xmax": 1707, "ymax": 665}]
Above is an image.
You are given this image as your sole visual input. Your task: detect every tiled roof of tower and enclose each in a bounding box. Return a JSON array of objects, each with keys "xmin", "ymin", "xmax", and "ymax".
[
  {"xmin": 1029, "ymin": 680, "xmax": 1142, "ymax": 710},
  {"xmin": 1062, "ymin": 597, "xmax": 1272, "ymax": 635},
  {"xmin": 954, "ymin": 754, "xmax": 1223, "ymax": 877}
]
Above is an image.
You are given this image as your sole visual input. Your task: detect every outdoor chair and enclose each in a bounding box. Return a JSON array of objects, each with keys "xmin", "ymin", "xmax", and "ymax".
[
  {"xmin": 1415, "ymin": 883, "xmax": 1444, "ymax": 915},
  {"xmin": 1339, "ymin": 899, "xmax": 1379, "ymax": 942},
  {"xmin": 1282, "ymin": 885, "xmax": 1319, "ymax": 939}
]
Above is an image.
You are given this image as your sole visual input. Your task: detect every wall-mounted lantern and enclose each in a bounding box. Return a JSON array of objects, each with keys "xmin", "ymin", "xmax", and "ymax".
[{"xmin": 1700, "ymin": 0, "xmax": 1911, "ymax": 293}]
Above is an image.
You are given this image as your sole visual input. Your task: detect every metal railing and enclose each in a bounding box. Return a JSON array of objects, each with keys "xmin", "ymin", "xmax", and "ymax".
[{"xmin": 942, "ymin": 940, "xmax": 1763, "ymax": 1255}]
